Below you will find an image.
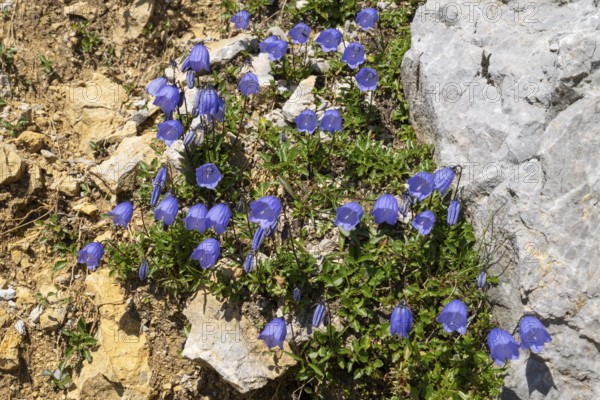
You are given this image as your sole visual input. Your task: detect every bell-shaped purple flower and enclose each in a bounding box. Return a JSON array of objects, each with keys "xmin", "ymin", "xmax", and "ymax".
[
  {"xmin": 356, "ymin": 67, "xmax": 378, "ymax": 91},
  {"xmin": 154, "ymin": 194, "xmax": 179, "ymax": 227},
  {"xmin": 186, "ymin": 70, "xmax": 196, "ymax": 89},
  {"xmin": 139, "ymin": 258, "xmax": 149, "ymax": 281},
  {"xmin": 295, "ymin": 109, "xmax": 318, "ymax": 134},
  {"xmin": 251, "ymin": 226, "xmax": 267, "ymax": 251},
  {"xmin": 335, "ymin": 201, "xmax": 363, "ymax": 232},
  {"xmin": 356, "ymin": 8, "xmax": 379, "ymax": 30},
  {"xmin": 398, "ymin": 191, "xmax": 413, "ymax": 217},
  {"xmin": 258, "ymin": 317, "xmax": 287, "ymax": 349},
  {"xmin": 238, "ymin": 72, "xmax": 259, "ymax": 96},
  {"xmin": 243, "ymin": 251, "xmax": 254, "ymax": 273},
  {"xmin": 191, "ymin": 238, "xmax": 220, "ymax": 269},
  {"xmin": 408, "ymin": 172, "xmax": 435, "ymax": 201},
  {"xmin": 195, "ymin": 163, "xmax": 222, "ymax": 190},
  {"xmin": 293, "ymin": 287, "xmax": 301, "ymax": 302},
  {"xmin": 412, "ymin": 210, "xmax": 436, "ymax": 235},
  {"xmin": 157, "ymin": 120, "xmax": 183, "ymax": 146},
  {"xmin": 434, "ymin": 167, "xmax": 456, "ymax": 196},
  {"xmin": 249, "ymin": 196, "xmax": 282, "ymax": 231},
  {"xmin": 371, "ymin": 194, "xmax": 398, "ymax": 225},
  {"xmin": 184, "ymin": 203, "xmax": 208, "ymax": 233},
  {"xmin": 316, "ymin": 28, "xmax": 342, "ymax": 52},
  {"xmin": 181, "ymin": 43, "xmax": 210, "ymax": 73},
  {"xmin": 146, "ymin": 77, "xmax": 167, "ymax": 96},
  {"xmin": 319, "ymin": 109, "xmax": 342, "ymax": 134},
  {"xmin": 488, "ymin": 328, "xmax": 520, "ymax": 366},
  {"xmin": 151, "ymin": 166, "xmax": 167, "ymax": 207},
  {"xmin": 230, "ymin": 10, "xmax": 250, "ymax": 30},
  {"xmin": 447, "ymin": 199, "xmax": 460, "ymax": 226},
  {"xmin": 259, "ymin": 35, "xmax": 288, "ymax": 61},
  {"xmin": 436, "ymin": 299, "xmax": 468, "ymax": 335},
  {"xmin": 183, "ymin": 130, "xmax": 197, "ymax": 147},
  {"xmin": 108, "ymin": 201, "xmax": 134, "ymax": 229},
  {"xmin": 77, "ymin": 242, "xmax": 104, "ymax": 271},
  {"xmin": 289, "ymin": 22, "xmax": 310, "ymax": 45},
  {"xmin": 477, "ymin": 270, "xmax": 487, "ymax": 289},
  {"xmin": 342, "ymin": 42, "xmax": 365, "ymax": 69},
  {"xmin": 153, "ymin": 84, "xmax": 180, "ymax": 114},
  {"xmin": 206, "ymin": 204, "xmax": 231, "ymax": 235},
  {"xmin": 312, "ymin": 302, "xmax": 326, "ymax": 328},
  {"xmin": 195, "ymin": 85, "xmax": 220, "ymax": 117},
  {"xmin": 519, "ymin": 316, "xmax": 552, "ymax": 353},
  {"xmin": 390, "ymin": 302, "xmax": 413, "ymax": 338}
]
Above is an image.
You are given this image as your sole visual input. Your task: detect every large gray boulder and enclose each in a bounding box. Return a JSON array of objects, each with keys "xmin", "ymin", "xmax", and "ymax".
[{"xmin": 401, "ymin": 0, "xmax": 600, "ymax": 398}]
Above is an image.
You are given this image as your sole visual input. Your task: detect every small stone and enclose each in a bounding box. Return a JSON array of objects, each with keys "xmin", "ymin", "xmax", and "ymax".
[
  {"xmin": 0, "ymin": 328, "xmax": 22, "ymax": 371},
  {"xmin": 73, "ymin": 202, "xmax": 98, "ymax": 216},
  {"xmin": 130, "ymin": 109, "xmax": 150, "ymax": 127},
  {"xmin": 13, "ymin": 131, "xmax": 45, "ymax": 153},
  {"xmin": 28, "ymin": 163, "xmax": 44, "ymax": 194},
  {"xmin": 40, "ymin": 149, "xmax": 58, "ymax": 161},
  {"xmin": 0, "ymin": 288, "xmax": 16, "ymax": 301},
  {"xmin": 206, "ymin": 34, "xmax": 258, "ymax": 66},
  {"xmin": 267, "ymin": 26, "xmax": 287, "ymax": 40},
  {"xmin": 282, "ymin": 75, "xmax": 316, "ymax": 123},
  {"xmin": 29, "ymin": 305, "xmax": 43, "ymax": 323},
  {"xmin": 63, "ymin": 1, "xmax": 99, "ymax": 20},
  {"xmin": 40, "ymin": 308, "xmax": 65, "ymax": 332},
  {"xmin": 0, "ymin": 307, "xmax": 9, "ymax": 328},
  {"xmin": 0, "ymin": 143, "xmax": 25, "ymax": 186},
  {"xmin": 14, "ymin": 320, "xmax": 26, "ymax": 336},
  {"xmin": 51, "ymin": 174, "xmax": 80, "ymax": 197}
]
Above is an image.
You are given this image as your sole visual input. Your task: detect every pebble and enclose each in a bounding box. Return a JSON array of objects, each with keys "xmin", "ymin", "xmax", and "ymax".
[{"xmin": 0, "ymin": 288, "xmax": 16, "ymax": 301}]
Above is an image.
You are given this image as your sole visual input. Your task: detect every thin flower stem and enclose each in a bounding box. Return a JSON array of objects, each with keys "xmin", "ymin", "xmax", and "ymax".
[{"xmin": 234, "ymin": 95, "xmax": 248, "ymax": 147}]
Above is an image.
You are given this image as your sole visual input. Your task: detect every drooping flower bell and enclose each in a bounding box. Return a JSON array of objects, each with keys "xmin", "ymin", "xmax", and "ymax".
[
  {"xmin": 249, "ymin": 196, "xmax": 281, "ymax": 232},
  {"xmin": 356, "ymin": 7, "xmax": 379, "ymax": 30},
  {"xmin": 206, "ymin": 204, "xmax": 231, "ymax": 235},
  {"xmin": 77, "ymin": 242, "xmax": 104, "ymax": 271},
  {"xmin": 195, "ymin": 163, "xmax": 222, "ymax": 190},
  {"xmin": 108, "ymin": 201, "xmax": 134, "ymax": 229},
  {"xmin": 181, "ymin": 43, "xmax": 210, "ymax": 73},
  {"xmin": 259, "ymin": 36, "xmax": 288, "ymax": 61},
  {"xmin": 184, "ymin": 203, "xmax": 208, "ymax": 233},
  {"xmin": 153, "ymin": 84, "xmax": 180, "ymax": 114},
  {"xmin": 342, "ymin": 42, "xmax": 365, "ymax": 69},
  {"xmin": 183, "ymin": 129, "xmax": 197, "ymax": 147},
  {"xmin": 258, "ymin": 318, "xmax": 287, "ymax": 349},
  {"xmin": 335, "ymin": 201, "xmax": 363, "ymax": 232},
  {"xmin": 477, "ymin": 270, "xmax": 487, "ymax": 289},
  {"xmin": 398, "ymin": 191, "xmax": 413, "ymax": 217},
  {"xmin": 412, "ymin": 210, "xmax": 436, "ymax": 235},
  {"xmin": 436, "ymin": 299, "xmax": 468, "ymax": 335},
  {"xmin": 519, "ymin": 316, "xmax": 552, "ymax": 353},
  {"xmin": 295, "ymin": 109, "xmax": 318, "ymax": 134},
  {"xmin": 154, "ymin": 194, "xmax": 179, "ymax": 228},
  {"xmin": 251, "ymin": 226, "xmax": 267, "ymax": 251},
  {"xmin": 156, "ymin": 120, "xmax": 184, "ymax": 146},
  {"xmin": 390, "ymin": 301, "xmax": 413, "ymax": 338},
  {"xmin": 139, "ymin": 258, "xmax": 149, "ymax": 281},
  {"xmin": 356, "ymin": 67, "xmax": 378, "ymax": 91},
  {"xmin": 371, "ymin": 194, "xmax": 398, "ymax": 225},
  {"xmin": 238, "ymin": 72, "xmax": 259, "ymax": 96},
  {"xmin": 289, "ymin": 22, "xmax": 310, "ymax": 45},
  {"xmin": 230, "ymin": 10, "xmax": 250, "ymax": 30},
  {"xmin": 488, "ymin": 328, "xmax": 520, "ymax": 366},
  {"xmin": 320, "ymin": 109, "xmax": 343, "ymax": 134},
  {"xmin": 312, "ymin": 302, "xmax": 326, "ymax": 328},
  {"xmin": 447, "ymin": 199, "xmax": 460, "ymax": 226},
  {"xmin": 316, "ymin": 28, "xmax": 342, "ymax": 52},
  {"xmin": 408, "ymin": 172, "xmax": 435, "ymax": 201},
  {"xmin": 186, "ymin": 70, "xmax": 195, "ymax": 89},
  {"xmin": 243, "ymin": 251, "xmax": 254, "ymax": 273},
  {"xmin": 145, "ymin": 77, "xmax": 167, "ymax": 96},
  {"xmin": 191, "ymin": 238, "xmax": 220, "ymax": 269},
  {"xmin": 293, "ymin": 287, "xmax": 301, "ymax": 302},
  {"xmin": 194, "ymin": 85, "xmax": 221, "ymax": 118},
  {"xmin": 433, "ymin": 167, "xmax": 456, "ymax": 196},
  {"xmin": 150, "ymin": 166, "xmax": 167, "ymax": 207}
]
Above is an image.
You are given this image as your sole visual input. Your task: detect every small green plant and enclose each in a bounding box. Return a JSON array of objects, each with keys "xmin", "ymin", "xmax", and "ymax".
[
  {"xmin": 36, "ymin": 214, "xmax": 78, "ymax": 271},
  {"xmin": 73, "ymin": 21, "xmax": 102, "ymax": 53},
  {"xmin": 39, "ymin": 55, "xmax": 54, "ymax": 74},
  {"xmin": 0, "ymin": 43, "xmax": 17, "ymax": 69},
  {"xmin": 0, "ymin": 116, "xmax": 27, "ymax": 137},
  {"xmin": 62, "ymin": 318, "xmax": 98, "ymax": 368},
  {"xmin": 42, "ymin": 362, "xmax": 72, "ymax": 390}
]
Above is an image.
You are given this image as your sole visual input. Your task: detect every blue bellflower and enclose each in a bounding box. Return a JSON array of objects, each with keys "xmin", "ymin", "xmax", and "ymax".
[
  {"xmin": 153, "ymin": 84, "xmax": 180, "ymax": 114},
  {"xmin": 335, "ymin": 201, "xmax": 363, "ymax": 232},
  {"xmin": 289, "ymin": 22, "xmax": 310, "ymax": 45},
  {"xmin": 146, "ymin": 77, "xmax": 167, "ymax": 96},
  {"xmin": 488, "ymin": 328, "xmax": 520, "ymax": 366},
  {"xmin": 412, "ymin": 210, "xmax": 436, "ymax": 235},
  {"xmin": 312, "ymin": 302, "xmax": 326, "ymax": 327},
  {"xmin": 108, "ymin": 201, "xmax": 134, "ymax": 229},
  {"xmin": 399, "ymin": 191, "xmax": 413, "ymax": 217},
  {"xmin": 238, "ymin": 72, "xmax": 259, "ymax": 96},
  {"xmin": 181, "ymin": 43, "xmax": 210, "ymax": 73},
  {"xmin": 356, "ymin": 8, "xmax": 379, "ymax": 30},
  {"xmin": 183, "ymin": 130, "xmax": 197, "ymax": 147},
  {"xmin": 195, "ymin": 85, "xmax": 220, "ymax": 118},
  {"xmin": 139, "ymin": 258, "xmax": 149, "ymax": 281},
  {"xmin": 316, "ymin": 28, "xmax": 342, "ymax": 52},
  {"xmin": 157, "ymin": 120, "xmax": 184, "ymax": 146},
  {"xmin": 78, "ymin": 242, "xmax": 104, "ymax": 271},
  {"xmin": 243, "ymin": 251, "xmax": 254, "ymax": 273},
  {"xmin": 433, "ymin": 167, "xmax": 456, "ymax": 196},
  {"xmin": 477, "ymin": 270, "xmax": 487, "ymax": 289},
  {"xmin": 293, "ymin": 287, "xmax": 301, "ymax": 302},
  {"xmin": 447, "ymin": 199, "xmax": 460, "ymax": 226},
  {"xmin": 154, "ymin": 194, "xmax": 179, "ymax": 227},
  {"xmin": 320, "ymin": 109, "xmax": 342, "ymax": 133},
  {"xmin": 230, "ymin": 10, "xmax": 250, "ymax": 30},
  {"xmin": 151, "ymin": 166, "xmax": 167, "ymax": 207},
  {"xmin": 437, "ymin": 299, "xmax": 468, "ymax": 335},
  {"xmin": 295, "ymin": 109, "xmax": 318, "ymax": 134},
  {"xmin": 371, "ymin": 193, "xmax": 398, "ymax": 225},
  {"xmin": 206, "ymin": 204, "xmax": 231, "ymax": 235},
  {"xmin": 258, "ymin": 318, "xmax": 287, "ymax": 349},
  {"xmin": 252, "ymin": 226, "xmax": 267, "ymax": 250},
  {"xmin": 519, "ymin": 316, "xmax": 552, "ymax": 353},
  {"xmin": 191, "ymin": 238, "xmax": 220, "ymax": 269},
  {"xmin": 259, "ymin": 36, "xmax": 288, "ymax": 61},
  {"xmin": 184, "ymin": 203, "xmax": 208, "ymax": 233},
  {"xmin": 408, "ymin": 172, "xmax": 435, "ymax": 201},
  {"xmin": 356, "ymin": 67, "xmax": 378, "ymax": 91},
  {"xmin": 186, "ymin": 70, "xmax": 195, "ymax": 89},
  {"xmin": 342, "ymin": 42, "xmax": 365, "ymax": 69},
  {"xmin": 249, "ymin": 196, "xmax": 282, "ymax": 231},
  {"xmin": 390, "ymin": 302, "xmax": 414, "ymax": 338},
  {"xmin": 196, "ymin": 163, "xmax": 222, "ymax": 190}
]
